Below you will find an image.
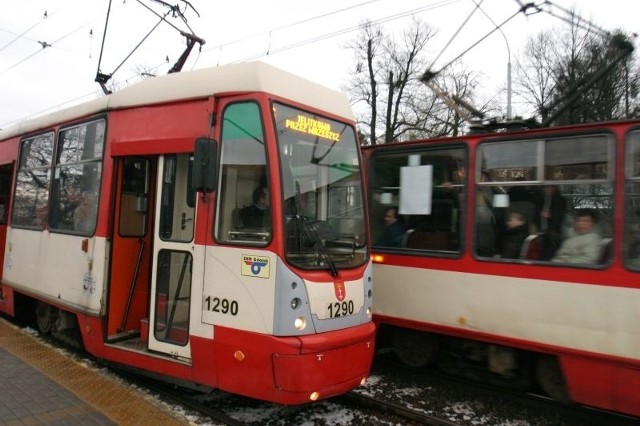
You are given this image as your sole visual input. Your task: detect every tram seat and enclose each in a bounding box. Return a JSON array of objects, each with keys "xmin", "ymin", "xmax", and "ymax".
[
  {"xmin": 231, "ymin": 207, "xmax": 243, "ymax": 228},
  {"xmin": 519, "ymin": 234, "xmax": 542, "ymax": 260},
  {"xmin": 401, "ymin": 229, "xmax": 414, "ymax": 247},
  {"xmin": 598, "ymin": 237, "xmax": 613, "ymax": 264}
]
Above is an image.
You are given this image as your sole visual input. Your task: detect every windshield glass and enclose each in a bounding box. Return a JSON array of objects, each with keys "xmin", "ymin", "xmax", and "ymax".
[{"xmin": 274, "ymin": 102, "xmax": 368, "ymax": 272}]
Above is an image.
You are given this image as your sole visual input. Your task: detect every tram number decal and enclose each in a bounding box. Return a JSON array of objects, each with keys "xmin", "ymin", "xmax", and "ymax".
[
  {"xmin": 204, "ymin": 296, "xmax": 239, "ymax": 316},
  {"xmin": 327, "ymin": 300, "xmax": 355, "ymax": 318}
]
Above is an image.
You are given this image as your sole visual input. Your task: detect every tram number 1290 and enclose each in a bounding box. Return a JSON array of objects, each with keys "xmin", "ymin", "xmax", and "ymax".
[
  {"xmin": 327, "ymin": 300, "xmax": 355, "ymax": 318},
  {"xmin": 204, "ymin": 296, "xmax": 239, "ymax": 316}
]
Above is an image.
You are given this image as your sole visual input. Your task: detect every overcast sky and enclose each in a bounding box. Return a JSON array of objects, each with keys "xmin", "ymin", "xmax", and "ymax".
[{"xmin": 1, "ymin": 0, "xmax": 638, "ymax": 129}]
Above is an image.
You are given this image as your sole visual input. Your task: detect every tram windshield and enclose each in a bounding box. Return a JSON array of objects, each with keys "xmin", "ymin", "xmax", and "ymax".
[{"xmin": 274, "ymin": 102, "xmax": 368, "ymax": 273}]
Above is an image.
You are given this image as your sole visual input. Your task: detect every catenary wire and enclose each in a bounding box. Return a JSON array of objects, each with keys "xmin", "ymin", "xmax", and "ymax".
[{"xmin": 0, "ymin": 0, "xmax": 617, "ymax": 128}]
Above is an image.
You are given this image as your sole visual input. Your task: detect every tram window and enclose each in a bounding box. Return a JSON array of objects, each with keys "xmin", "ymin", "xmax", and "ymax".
[
  {"xmin": 476, "ymin": 134, "xmax": 613, "ymax": 265},
  {"xmin": 370, "ymin": 147, "xmax": 465, "ymax": 252},
  {"xmin": 545, "ymin": 136, "xmax": 610, "ymax": 180},
  {"xmin": 624, "ymin": 131, "xmax": 640, "ymax": 269},
  {"xmin": 119, "ymin": 157, "xmax": 150, "ymax": 237},
  {"xmin": 215, "ymin": 102, "xmax": 271, "ymax": 245},
  {"xmin": 12, "ymin": 132, "xmax": 54, "ymax": 229},
  {"xmin": 50, "ymin": 119, "xmax": 105, "ymax": 235},
  {"xmin": 479, "ymin": 140, "xmax": 539, "ymax": 182},
  {"xmin": 159, "ymin": 154, "xmax": 195, "ymax": 242},
  {"xmin": 154, "ymin": 249, "xmax": 192, "ymax": 346}
]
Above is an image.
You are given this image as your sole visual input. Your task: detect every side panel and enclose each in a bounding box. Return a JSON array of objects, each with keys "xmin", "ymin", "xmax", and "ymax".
[
  {"xmin": 373, "ymin": 263, "xmax": 640, "ymax": 415},
  {"xmin": 4, "ymin": 229, "xmax": 106, "ymax": 313},
  {"xmin": 372, "ymin": 264, "xmax": 640, "ymax": 360},
  {"xmin": 201, "ymin": 246, "xmax": 277, "ymax": 334},
  {"xmin": 561, "ymin": 355, "xmax": 640, "ymax": 416}
]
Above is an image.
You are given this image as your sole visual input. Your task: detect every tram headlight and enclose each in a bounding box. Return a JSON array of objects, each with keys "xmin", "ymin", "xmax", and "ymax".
[
  {"xmin": 290, "ymin": 297, "xmax": 301, "ymax": 310},
  {"xmin": 294, "ymin": 316, "xmax": 307, "ymax": 330}
]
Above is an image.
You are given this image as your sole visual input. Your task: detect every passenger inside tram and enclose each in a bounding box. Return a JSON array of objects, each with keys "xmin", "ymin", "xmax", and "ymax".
[
  {"xmin": 500, "ymin": 210, "xmax": 531, "ymax": 259},
  {"xmin": 241, "ymin": 186, "xmax": 269, "ymax": 228},
  {"xmin": 552, "ymin": 209, "xmax": 602, "ymax": 264}
]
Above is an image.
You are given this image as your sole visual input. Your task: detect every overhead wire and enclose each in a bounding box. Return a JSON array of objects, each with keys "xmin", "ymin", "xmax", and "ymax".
[
  {"xmin": 212, "ymin": 0, "xmax": 462, "ymax": 65},
  {"xmin": 0, "ymin": 0, "xmax": 477, "ymax": 128},
  {"xmin": 0, "ymin": 2, "xmax": 118, "ymax": 77},
  {"xmin": 424, "ymin": 1, "xmax": 540, "ymax": 80},
  {"xmin": 0, "ymin": 10, "xmax": 51, "ymax": 53},
  {"xmin": 200, "ymin": 0, "xmax": 384, "ymax": 56},
  {"xmin": 426, "ymin": 0, "xmax": 485, "ymax": 72},
  {"xmin": 1, "ymin": 0, "xmax": 619, "ymax": 129},
  {"xmin": 541, "ymin": 0, "xmax": 610, "ymax": 38},
  {"xmin": 0, "ymin": 17, "xmax": 96, "ymax": 76}
]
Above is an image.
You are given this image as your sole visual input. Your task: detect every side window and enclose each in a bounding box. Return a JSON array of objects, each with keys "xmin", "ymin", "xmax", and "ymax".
[
  {"xmin": 119, "ymin": 157, "xmax": 150, "ymax": 237},
  {"xmin": 154, "ymin": 249, "xmax": 192, "ymax": 346},
  {"xmin": 50, "ymin": 119, "xmax": 105, "ymax": 234},
  {"xmin": 215, "ymin": 102, "xmax": 271, "ymax": 245},
  {"xmin": 158, "ymin": 154, "xmax": 195, "ymax": 242},
  {"xmin": 625, "ymin": 130, "xmax": 640, "ymax": 270},
  {"xmin": 478, "ymin": 135, "xmax": 613, "ymax": 265},
  {"xmin": 12, "ymin": 132, "xmax": 55, "ymax": 229},
  {"xmin": 370, "ymin": 147, "xmax": 466, "ymax": 252}
]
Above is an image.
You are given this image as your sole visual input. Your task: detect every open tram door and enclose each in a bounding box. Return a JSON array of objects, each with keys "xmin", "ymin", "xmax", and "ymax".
[
  {"xmin": 147, "ymin": 154, "xmax": 196, "ymax": 360},
  {"xmin": 109, "ymin": 154, "xmax": 195, "ymax": 360},
  {"xmin": 0, "ymin": 163, "xmax": 14, "ymax": 280}
]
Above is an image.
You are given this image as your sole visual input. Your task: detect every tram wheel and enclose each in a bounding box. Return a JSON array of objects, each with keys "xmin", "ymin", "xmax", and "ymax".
[
  {"xmin": 35, "ymin": 301, "xmax": 56, "ymax": 334},
  {"xmin": 391, "ymin": 329, "xmax": 439, "ymax": 368},
  {"xmin": 535, "ymin": 355, "xmax": 571, "ymax": 402}
]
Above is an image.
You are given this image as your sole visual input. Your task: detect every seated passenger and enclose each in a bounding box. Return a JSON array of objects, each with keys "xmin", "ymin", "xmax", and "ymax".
[
  {"xmin": 242, "ymin": 187, "xmax": 268, "ymax": 228},
  {"xmin": 501, "ymin": 211, "xmax": 529, "ymax": 259},
  {"xmin": 375, "ymin": 206, "xmax": 406, "ymax": 247},
  {"xmin": 552, "ymin": 209, "xmax": 602, "ymax": 264}
]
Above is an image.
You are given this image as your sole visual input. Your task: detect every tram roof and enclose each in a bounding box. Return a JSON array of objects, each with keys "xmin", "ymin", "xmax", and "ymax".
[{"xmin": 0, "ymin": 61, "xmax": 355, "ymax": 140}]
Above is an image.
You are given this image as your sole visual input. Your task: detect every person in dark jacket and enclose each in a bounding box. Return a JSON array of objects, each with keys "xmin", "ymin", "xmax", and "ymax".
[
  {"xmin": 376, "ymin": 206, "xmax": 407, "ymax": 247},
  {"xmin": 501, "ymin": 211, "xmax": 530, "ymax": 259},
  {"xmin": 242, "ymin": 187, "xmax": 268, "ymax": 228}
]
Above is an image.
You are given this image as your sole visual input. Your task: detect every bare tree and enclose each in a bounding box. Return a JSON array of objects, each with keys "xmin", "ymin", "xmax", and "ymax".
[
  {"xmin": 345, "ymin": 18, "xmax": 487, "ymax": 143},
  {"xmin": 345, "ymin": 21, "xmax": 385, "ymax": 145},
  {"xmin": 345, "ymin": 18, "xmax": 436, "ymax": 145},
  {"xmin": 427, "ymin": 64, "xmax": 485, "ymax": 137},
  {"xmin": 515, "ymin": 10, "xmax": 638, "ymax": 126},
  {"xmin": 514, "ymin": 32, "xmax": 557, "ymax": 123}
]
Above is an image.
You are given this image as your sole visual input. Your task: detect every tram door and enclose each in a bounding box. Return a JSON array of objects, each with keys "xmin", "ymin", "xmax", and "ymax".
[
  {"xmin": 0, "ymin": 164, "xmax": 13, "ymax": 278},
  {"xmin": 108, "ymin": 157, "xmax": 155, "ymax": 339},
  {"xmin": 148, "ymin": 154, "xmax": 195, "ymax": 359}
]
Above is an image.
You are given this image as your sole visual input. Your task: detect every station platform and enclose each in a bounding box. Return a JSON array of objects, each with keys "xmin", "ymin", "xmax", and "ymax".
[{"xmin": 0, "ymin": 317, "xmax": 189, "ymax": 425}]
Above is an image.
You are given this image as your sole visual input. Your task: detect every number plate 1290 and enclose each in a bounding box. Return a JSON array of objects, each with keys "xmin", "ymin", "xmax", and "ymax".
[{"xmin": 327, "ymin": 300, "xmax": 355, "ymax": 318}]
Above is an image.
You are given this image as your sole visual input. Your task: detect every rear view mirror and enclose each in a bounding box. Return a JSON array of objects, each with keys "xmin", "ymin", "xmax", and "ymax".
[{"xmin": 192, "ymin": 138, "xmax": 218, "ymax": 193}]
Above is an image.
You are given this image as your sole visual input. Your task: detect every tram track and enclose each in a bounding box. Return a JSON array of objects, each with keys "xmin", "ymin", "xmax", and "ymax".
[
  {"xmin": 335, "ymin": 391, "xmax": 462, "ymax": 425},
  {"xmin": 125, "ymin": 375, "xmax": 249, "ymax": 426},
  {"xmin": 8, "ymin": 313, "xmax": 638, "ymax": 425},
  {"xmin": 364, "ymin": 349, "xmax": 640, "ymax": 426},
  {"xmin": 423, "ymin": 367, "xmax": 640, "ymax": 426}
]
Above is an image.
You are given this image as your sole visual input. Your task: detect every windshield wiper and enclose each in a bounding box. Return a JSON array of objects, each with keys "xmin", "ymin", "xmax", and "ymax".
[
  {"xmin": 293, "ymin": 180, "xmax": 338, "ymax": 277},
  {"xmin": 298, "ymin": 214, "xmax": 338, "ymax": 277}
]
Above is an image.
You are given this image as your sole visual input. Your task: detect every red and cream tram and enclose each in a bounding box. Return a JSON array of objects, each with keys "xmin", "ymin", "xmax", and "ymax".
[
  {"xmin": 364, "ymin": 120, "xmax": 640, "ymax": 417},
  {"xmin": 0, "ymin": 62, "xmax": 374, "ymax": 404}
]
